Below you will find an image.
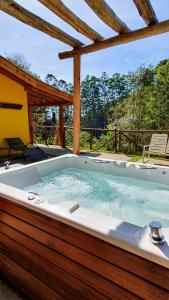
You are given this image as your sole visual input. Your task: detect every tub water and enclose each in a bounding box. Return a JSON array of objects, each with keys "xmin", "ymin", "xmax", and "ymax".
[{"xmin": 24, "ymin": 167, "xmax": 169, "ymax": 227}]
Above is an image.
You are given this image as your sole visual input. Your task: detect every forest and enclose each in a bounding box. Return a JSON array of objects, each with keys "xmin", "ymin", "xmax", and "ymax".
[
  {"xmin": 45, "ymin": 59, "xmax": 169, "ymax": 131},
  {"xmin": 6, "ymin": 54, "xmax": 169, "ymax": 154}
]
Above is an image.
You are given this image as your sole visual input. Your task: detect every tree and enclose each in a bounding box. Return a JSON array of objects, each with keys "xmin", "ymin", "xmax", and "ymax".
[
  {"xmin": 6, "ymin": 53, "xmax": 40, "ymax": 79},
  {"xmin": 45, "ymin": 73, "xmax": 73, "ymax": 126},
  {"xmin": 150, "ymin": 59, "xmax": 169, "ymax": 129},
  {"xmin": 109, "ymin": 66, "xmax": 155, "ymax": 130}
]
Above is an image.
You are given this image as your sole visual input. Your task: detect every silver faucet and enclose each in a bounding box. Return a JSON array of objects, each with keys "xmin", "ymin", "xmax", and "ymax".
[
  {"xmin": 149, "ymin": 221, "xmax": 165, "ymax": 245},
  {"xmin": 4, "ymin": 160, "xmax": 10, "ymax": 169}
]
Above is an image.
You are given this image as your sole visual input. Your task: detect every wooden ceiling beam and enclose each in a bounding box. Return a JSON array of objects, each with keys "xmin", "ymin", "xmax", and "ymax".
[
  {"xmin": 0, "ymin": 0, "xmax": 83, "ymax": 47},
  {"xmin": 59, "ymin": 19, "xmax": 169, "ymax": 59},
  {"xmin": 133, "ymin": 0, "xmax": 158, "ymax": 26},
  {"xmin": 84, "ymin": 0, "xmax": 130, "ymax": 33},
  {"xmin": 38, "ymin": 0, "xmax": 103, "ymax": 41},
  {"xmin": 0, "ymin": 56, "xmax": 73, "ymax": 103},
  {"xmin": 27, "ymin": 94, "xmax": 71, "ymax": 107},
  {"xmin": 26, "ymin": 87, "xmax": 72, "ymax": 104},
  {"xmin": 29, "ymin": 101, "xmax": 71, "ymax": 107}
]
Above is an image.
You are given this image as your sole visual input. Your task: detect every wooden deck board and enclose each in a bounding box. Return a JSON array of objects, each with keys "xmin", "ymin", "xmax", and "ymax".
[
  {"xmin": 0, "ymin": 198, "xmax": 168, "ymax": 290},
  {"xmin": 0, "ymin": 234, "xmax": 102, "ymax": 300},
  {"xmin": 0, "ymin": 252, "xmax": 62, "ymax": 300},
  {"xmin": 0, "ymin": 196, "xmax": 169, "ymax": 299},
  {"xmin": 0, "ymin": 221, "xmax": 138, "ymax": 300}
]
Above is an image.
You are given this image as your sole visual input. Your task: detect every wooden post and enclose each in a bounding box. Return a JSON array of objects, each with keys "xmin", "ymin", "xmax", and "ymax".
[
  {"xmin": 59, "ymin": 105, "xmax": 65, "ymax": 148},
  {"xmin": 55, "ymin": 125, "xmax": 59, "ymax": 145},
  {"xmin": 28, "ymin": 105, "xmax": 33, "ymax": 143},
  {"xmin": 73, "ymin": 54, "xmax": 81, "ymax": 155},
  {"xmin": 114, "ymin": 128, "xmax": 117, "ymax": 153},
  {"xmin": 119, "ymin": 131, "xmax": 122, "ymax": 153},
  {"xmin": 89, "ymin": 130, "xmax": 93, "ymax": 150},
  {"xmin": 56, "ymin": 105, "xmax": 65, "ymax": 147}
]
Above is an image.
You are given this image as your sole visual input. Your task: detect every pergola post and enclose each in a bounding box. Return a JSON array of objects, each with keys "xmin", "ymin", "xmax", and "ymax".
[{"xmin": 73, "ymin": 54, "xmax": 81, "ymax": 155}]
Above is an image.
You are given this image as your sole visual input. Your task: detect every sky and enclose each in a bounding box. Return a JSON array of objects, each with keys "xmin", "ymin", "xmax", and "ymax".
[{"xmin": 0, "ymin": 0, "xmax": 169, "ymax": 82}]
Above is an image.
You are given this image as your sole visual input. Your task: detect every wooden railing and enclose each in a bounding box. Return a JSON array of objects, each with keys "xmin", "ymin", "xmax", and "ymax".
[
  {"xmin": 64, "ymin": 127, "xmax": 169, "ymax": 154},
  {"xmin": 33, "ymin": 125, "xmax": 169, "ymax": 155},
  {"xmin": 64, "ymin": 126, "xmax": 116, "ymax": 151},
  {"xmin": 33, "ymin": 125, "xmax": 65, "ymax": 147}
]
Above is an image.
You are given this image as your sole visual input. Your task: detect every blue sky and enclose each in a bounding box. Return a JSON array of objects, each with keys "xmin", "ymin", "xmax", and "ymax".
[{"xmin": 0, "ymin": 0, "xmax": 169, "ymax": 82}]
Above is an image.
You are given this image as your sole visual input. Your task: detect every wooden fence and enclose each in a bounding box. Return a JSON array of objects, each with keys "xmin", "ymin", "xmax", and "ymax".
[
  {"xmin": 33, "ymin": 125, "xmax": 169, "ymax": 155},
  {"xmin": 65, "ymin": 127, "xmax": 169, "ymax": 154}
]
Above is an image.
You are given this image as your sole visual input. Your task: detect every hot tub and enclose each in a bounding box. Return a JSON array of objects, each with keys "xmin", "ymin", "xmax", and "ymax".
[{"xmin": 0, "ymin": 154, "xmax": 169, "ymax": 300}]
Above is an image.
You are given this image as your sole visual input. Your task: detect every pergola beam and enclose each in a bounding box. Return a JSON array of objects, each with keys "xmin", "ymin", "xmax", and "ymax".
[
  {"xmin": 0, "ymin": 0, "xmax": 83, "ymax": 47},
  {"xmin": 133, "ymin": 0, "xmax": 158, "ymax": 26},
  {"xmin": 84, "ymin": 0, "xmax": 130, "ymax": 33},
  {"xmin": 59, "ymin": 19, "xmax": 169, "ymax": 59},
  {"xmin": 38, "ymin": 0, "xmax": 103, "ymax": 41}
]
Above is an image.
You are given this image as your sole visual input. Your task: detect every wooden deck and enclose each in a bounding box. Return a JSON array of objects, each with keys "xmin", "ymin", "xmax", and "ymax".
[{"xmin": 0, "ymin": 196, "xmax": 169, "ymax": 300}]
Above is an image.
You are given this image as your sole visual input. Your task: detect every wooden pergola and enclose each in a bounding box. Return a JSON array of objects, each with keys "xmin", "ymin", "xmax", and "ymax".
[
  {"xmin": 0, "ymin": 55, "xmax": 73, "ymax": 146},
  {"xmin": 1, "ymin": 0, "xmax": 169, "ymax": 154}
]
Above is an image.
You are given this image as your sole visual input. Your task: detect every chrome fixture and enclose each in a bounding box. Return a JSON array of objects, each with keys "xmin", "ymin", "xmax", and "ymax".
[
  {"xmin": 28, "ymin": 193, "xmax": 36, "ymax": 201},
  {"xmin": 28, "ymin": 191, "xmax": 39, "ymax": 201},
  {"xmin": 34, "ymin": 198, "xmax": 45, "ymax": 204},
  {"xmin": 145, "ymin": 166, "xmax": 157, "ymax": 169},
  {"xmin": 149, "ymin": 221, "xmax": 165, "ymax": 245},
  {"xmin": 93, "ymin": 159, "xmax": 111, "ymax": 164},
  {"xmin": 133, "ymin": 165, "xmax": 157, "ymax": 169},
  {"xmin": 4, "ymin": 160, "xmax": 10, "ymax": 169}
]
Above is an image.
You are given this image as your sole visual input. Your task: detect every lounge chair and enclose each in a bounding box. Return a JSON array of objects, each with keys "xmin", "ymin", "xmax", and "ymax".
[
  {"xmin": 5, "ymin": 137, "xmax": 48, "ymax": 162},
  {"xmin": 143, "ymin": 134, "xmax": 168, "ymax": 163}
]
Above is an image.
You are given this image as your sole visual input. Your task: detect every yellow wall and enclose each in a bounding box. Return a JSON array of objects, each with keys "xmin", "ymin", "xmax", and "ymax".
[{"xmin": 0, "ymin": 74, "xmax": 30, "ymax": 151}]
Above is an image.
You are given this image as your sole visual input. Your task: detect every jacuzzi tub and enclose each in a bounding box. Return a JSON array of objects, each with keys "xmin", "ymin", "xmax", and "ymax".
[{"xmin": 0, "ymin": 155, "xmax": 169, "ymax": 299}]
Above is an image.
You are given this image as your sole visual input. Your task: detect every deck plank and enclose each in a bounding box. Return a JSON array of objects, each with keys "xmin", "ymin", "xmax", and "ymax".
[
  {"xmin": 0, "ymin": 197, "xmax": 168, "ymax": 291},
  {"xmin": 0, "ymin": 221, "xmax": 138, "ymax": 300},
  {"xmin": 0, "ymin": 252, "xmax": 62, "ymax": 300},
  {"xmin": 0, "ymin": 197, "xmax": 169, "ymax": 299}
]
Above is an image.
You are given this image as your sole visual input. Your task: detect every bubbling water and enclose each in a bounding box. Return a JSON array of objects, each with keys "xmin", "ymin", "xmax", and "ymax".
[{"xmin": 24, "ymin": 168, "xmax": 169, "ymax": 227}]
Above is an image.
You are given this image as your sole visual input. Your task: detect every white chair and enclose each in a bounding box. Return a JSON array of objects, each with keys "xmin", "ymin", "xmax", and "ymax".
[
  {"xmin": 165, "ymin": 139, "xmax": 169, "ymax": 157},
  {"xmin": 143, "ymin": 134, "xmax": 168, "ymax": 163}
]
